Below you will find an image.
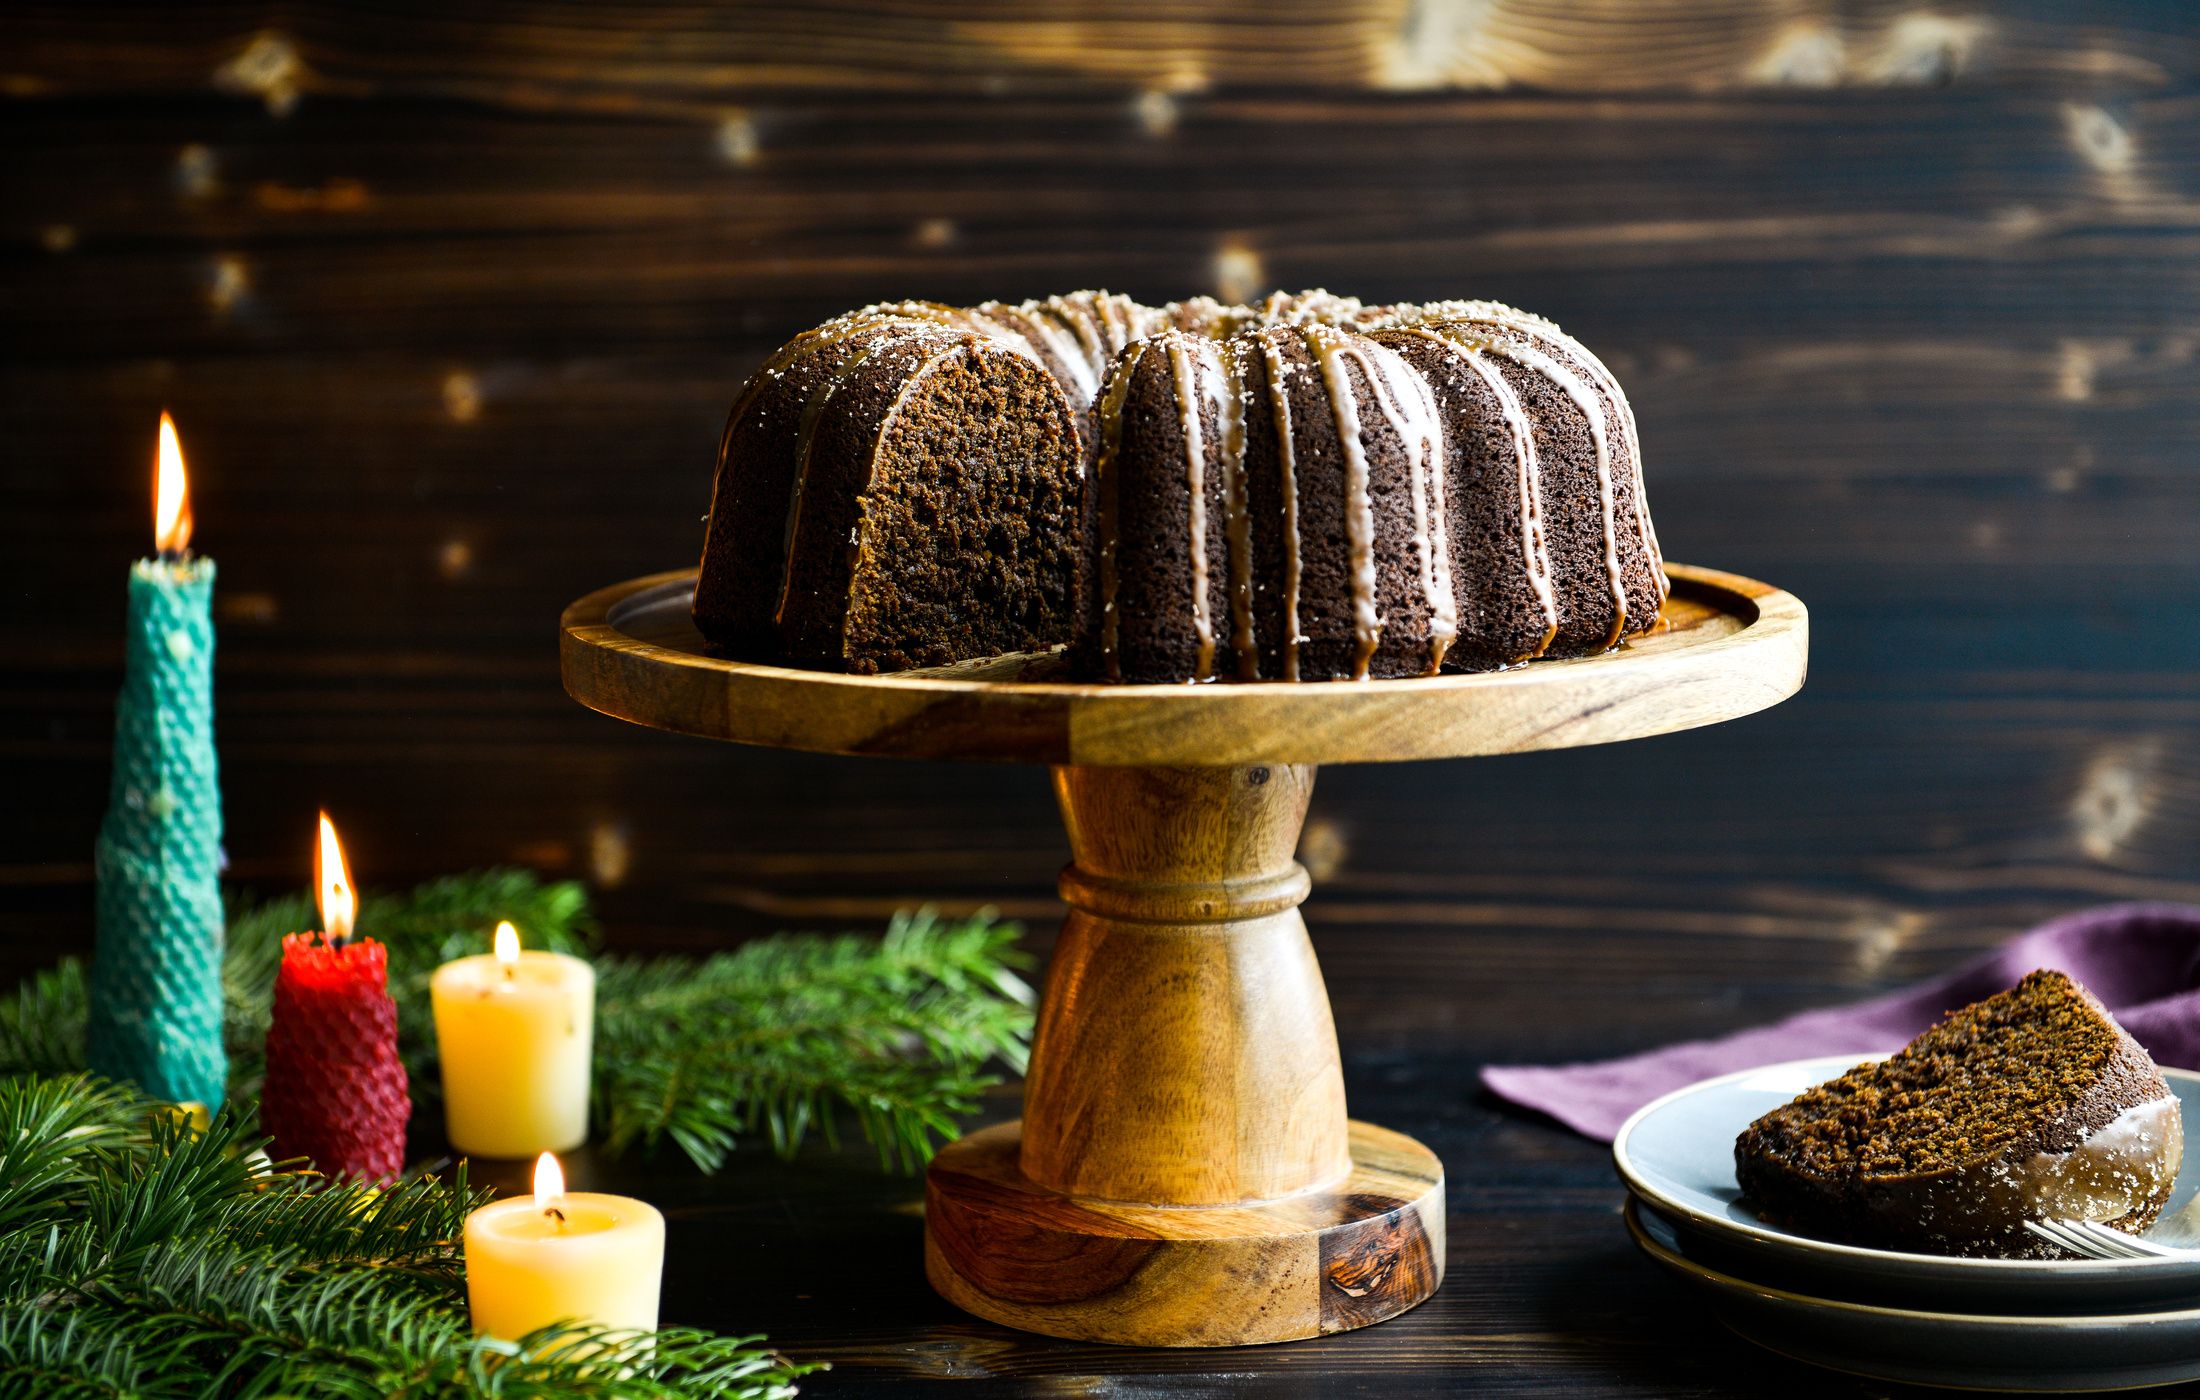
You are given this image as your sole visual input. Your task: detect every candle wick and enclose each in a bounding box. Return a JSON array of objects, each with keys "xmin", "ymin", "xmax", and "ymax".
[{"xmin": 546, "ymin": 1206, "xmax": 567, "ymax": 1228}]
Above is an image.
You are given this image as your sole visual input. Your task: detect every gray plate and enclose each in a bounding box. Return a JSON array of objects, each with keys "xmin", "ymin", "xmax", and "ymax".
[
  {"xmin": 1628, "ymin": 1198, "xmax": 2200, "ymax": 1392},
  {"xmin": 1614, "ymin": 1055, "xmax": 2200, "ymax": 1312}
]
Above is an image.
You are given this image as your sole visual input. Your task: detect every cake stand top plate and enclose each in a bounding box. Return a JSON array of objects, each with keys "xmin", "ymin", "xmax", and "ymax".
[{"xmin": 559, "ymin": 563, "xmax": 1805, "ymax": 767}]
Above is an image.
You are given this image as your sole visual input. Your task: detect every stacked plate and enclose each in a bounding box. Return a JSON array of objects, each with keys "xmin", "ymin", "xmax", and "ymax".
[{"xmin": 1613, "ymin": 1055, "xmax": 2200, "ymax": 1392}]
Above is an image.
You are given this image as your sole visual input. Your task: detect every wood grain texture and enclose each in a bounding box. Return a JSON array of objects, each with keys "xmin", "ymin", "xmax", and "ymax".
[
  {"xmin": 1025, "ymin": 764, "xmax": 1347, "ymax": 1208},
  {"xmin": 6, "ymin": 2, "xmax": 2195, "ymax": 101},
  {"xmin": 558, "ymin": 565, "xmax": 1807, "ymax": 765},
  {"xmin": 925, "ymin": 1118, "xmax": 1443, "ymax": 1346}
]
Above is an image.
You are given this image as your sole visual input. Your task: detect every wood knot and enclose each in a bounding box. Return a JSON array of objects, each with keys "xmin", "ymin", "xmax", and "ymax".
[
  {"xmin": 2065, "ymin": 104, "xmax": 2135, "ymax": 174},
  {"xmin": 1863, "ymin": 14, "xmax": 1987, "ymax": 86},
  {"xmin": 2074, "ymin": 742, "xmax": 2159, "ymax": 861},
  {"xmin": 1320, "ymin": 1194, "xmax": 1438, "ymax": 1331},
  {"xmin": 214, "ymin": 32, "xmax": 306, "ymax": 116}
]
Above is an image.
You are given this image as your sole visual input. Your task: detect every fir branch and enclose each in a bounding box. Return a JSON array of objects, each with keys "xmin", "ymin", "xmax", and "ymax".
[
  {"xmin": 594, "ymin": 907, "xmax": 1033, "ymax": 1172},
  {"xmin": 0, "ymin": 960, "xmax": 89, "ymax": 1079},
  {"xmin": 0, "ymin": 1074, "xmax": 818, "ymax": 1400},
  {"xmin": 0, "ymin": 1074, "xmax": 141, "ymax": 1237}
]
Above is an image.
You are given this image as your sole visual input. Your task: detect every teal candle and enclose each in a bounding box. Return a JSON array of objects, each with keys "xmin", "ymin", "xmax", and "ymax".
[{"xmin": 87, "ymin": 419, "xmax": 226, "ymax": 1106}]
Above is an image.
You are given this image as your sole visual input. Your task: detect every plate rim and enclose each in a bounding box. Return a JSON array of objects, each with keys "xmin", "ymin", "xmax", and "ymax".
[
  {"xmin": 1613, "ymin": 1054, "xmax": 2200, "ymax": 1276},
  {"xmin": 1624, "ymin": 1195, "xmax": 2200, "ymax": 1328}
]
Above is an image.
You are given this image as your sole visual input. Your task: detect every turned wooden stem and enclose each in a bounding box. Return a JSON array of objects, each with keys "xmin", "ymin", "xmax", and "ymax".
[{"xmin": 1019, "ymin": 763, "xmax": 1351, "ymax": 1207}]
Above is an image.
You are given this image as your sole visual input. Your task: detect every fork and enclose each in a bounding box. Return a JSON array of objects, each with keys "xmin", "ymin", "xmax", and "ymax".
[{"xmin": 2025, "ymin": 1217, "xmax": 2187, "ymax": 1260}]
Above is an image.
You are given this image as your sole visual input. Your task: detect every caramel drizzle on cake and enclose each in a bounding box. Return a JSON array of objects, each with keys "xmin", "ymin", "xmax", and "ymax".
[
  {"xmin": 1094, "ymin": 339, "xmax": 1148, "ymax": 683},
  {"xmin": 1163, "ymin": 337, "xmax": 1217, "ymax": 682},
  {"xmin": 1207, "ymin": 343, "xmax": 1259, "ymax": 681}
]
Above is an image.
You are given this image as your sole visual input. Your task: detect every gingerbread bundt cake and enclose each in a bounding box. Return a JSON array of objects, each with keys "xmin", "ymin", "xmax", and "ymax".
[{"xmin": 691, "ymin": 290, "xmax": 1666, "ymax": 680}]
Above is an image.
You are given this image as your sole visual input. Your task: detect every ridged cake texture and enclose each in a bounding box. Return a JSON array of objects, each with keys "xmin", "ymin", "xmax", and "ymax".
[{"xmin": 692, "ymin": 290, "xmax": 1667, "ymax": 680}]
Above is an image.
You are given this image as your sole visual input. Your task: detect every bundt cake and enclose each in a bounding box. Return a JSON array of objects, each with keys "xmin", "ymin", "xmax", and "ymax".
[
  {"xmin": 691, "ymin": 290, "xmax": 1667, "ymax": 680},
  {"xmin": 1734, "ymin": 970, "xmax": 2184, "ymax": 1258}
]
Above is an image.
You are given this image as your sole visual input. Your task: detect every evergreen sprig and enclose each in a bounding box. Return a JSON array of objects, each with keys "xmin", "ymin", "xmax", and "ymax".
[
  {"xmin": 0, "ymin": 873, "xmax": 1035, "ymax": 1174},
  {"xmin": 595, "ymin": 906, "xmax": 1035, "ymax": 1172},
  {"xmin": 0, "ymin": 1074, "xmax": 817, "ymax": 1399}
]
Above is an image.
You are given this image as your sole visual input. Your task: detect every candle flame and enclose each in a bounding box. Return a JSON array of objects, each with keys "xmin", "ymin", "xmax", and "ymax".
[
  {"xmin": 153, "ymin": 412, "xmax": 194, "ymax": 554},
  {"xmin": 533, "ymin": 1152, "xmax": 567, "ymax": 1214},
  {"xmin": 315, "ymin": 812, "xmax": 356, "ymax": 943},
  {"xmin": 494, "ymin": 920, "xmax": 519, "ymax": 973}
]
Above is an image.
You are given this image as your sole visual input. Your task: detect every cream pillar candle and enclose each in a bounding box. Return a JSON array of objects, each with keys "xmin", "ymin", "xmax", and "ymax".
[
  {"xmin": 464, "ymin": 1152, "xmax": 664, "ymax": 1342},
  {"xmin": 431, "ymin": 922, "xmax": 595, "ymax": 1158}
]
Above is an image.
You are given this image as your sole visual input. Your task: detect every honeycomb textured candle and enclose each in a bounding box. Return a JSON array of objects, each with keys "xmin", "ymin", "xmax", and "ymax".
[
  {"xmin": 87, "ymin": 557, "xmax": 227, "ymax": 1106},
  {"xmin": 260, "ymin": 935, "xmax": 411, "ymax": 1182}
]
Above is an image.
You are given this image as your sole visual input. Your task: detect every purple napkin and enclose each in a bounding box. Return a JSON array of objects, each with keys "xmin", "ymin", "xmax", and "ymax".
[{"xmin": 1481, "ymin": 903, "xmax": 2200, "ymax": 1142}]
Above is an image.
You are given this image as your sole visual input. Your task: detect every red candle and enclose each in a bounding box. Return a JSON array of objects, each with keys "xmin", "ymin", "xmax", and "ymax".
[{"xmin": 259, "ymin": 812, "xmax": 410, "ymax": 1182}]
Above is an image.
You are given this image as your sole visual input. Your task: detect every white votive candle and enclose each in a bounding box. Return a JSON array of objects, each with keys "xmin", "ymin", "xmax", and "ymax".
[
  {"xmin": 432, "ymin": 922, "xmax": 595, "ymax": 1158},
  {"xmin": 464, "ymin": 1152, "xmax": 665, "ymax": 1342}
]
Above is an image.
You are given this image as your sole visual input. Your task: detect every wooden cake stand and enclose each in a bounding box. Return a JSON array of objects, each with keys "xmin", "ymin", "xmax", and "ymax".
[{"xmin": 560, "ymin": 563, "xmax": 1807, "ymax": 1347}]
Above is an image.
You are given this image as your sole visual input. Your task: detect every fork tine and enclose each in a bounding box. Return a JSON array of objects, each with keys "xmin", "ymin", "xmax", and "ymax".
[
  {"xmin": 2062, "ymin": 1219, "xmax": 2147, "ymax": 1259},
  {"xmin": 2027, "ymin": 1218, "xmax": 2101, "ymax": 1258},
  {"xmin": 2075, "ymin": 1219, "xmax": 2177, "ymax": 1259}
]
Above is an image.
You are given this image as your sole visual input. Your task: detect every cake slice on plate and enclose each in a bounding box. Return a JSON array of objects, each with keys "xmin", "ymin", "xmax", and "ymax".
[{"xmin": 1734, "ymin": 969, "xmax": 2183, "ymax": 1258}]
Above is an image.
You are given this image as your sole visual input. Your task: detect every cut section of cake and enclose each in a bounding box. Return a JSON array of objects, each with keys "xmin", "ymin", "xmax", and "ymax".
[
  {"xmin": 1733, "ymin": 970, "xmax": 2183, "ymax": 1258},
  {"xmin": 696, "ymin": 311, "xmax": 1083, "ymax": 674}
]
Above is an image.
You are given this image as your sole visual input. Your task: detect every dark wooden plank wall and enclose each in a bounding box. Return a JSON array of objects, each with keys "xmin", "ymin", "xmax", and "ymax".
[
  {"xmin": 8, "ymin": 0, "xmax": 2200, "ymax": 1103},
  {"xmin": 11, "ymin": 4, "xmax": 2200, "ymax": 1393}
]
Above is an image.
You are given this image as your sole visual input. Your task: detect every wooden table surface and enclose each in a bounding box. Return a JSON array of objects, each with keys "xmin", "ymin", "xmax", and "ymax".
[{"xmin": 8, "ymin": 2, "xmax": 2200, "ymax": 1393}]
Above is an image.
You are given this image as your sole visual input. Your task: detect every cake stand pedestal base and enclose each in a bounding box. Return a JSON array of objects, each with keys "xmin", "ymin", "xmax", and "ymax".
[
  {"xmin": 925, "ymin": 1117, "xmax": 1445, "ymax": 1347},
  {"xmin": 919, "ymin": 762, "xmax": 1441, "ymax": 1346}
]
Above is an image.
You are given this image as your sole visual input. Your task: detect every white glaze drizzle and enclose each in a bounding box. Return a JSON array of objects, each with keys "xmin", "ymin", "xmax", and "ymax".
[
  {"xmin": 1306, "ymin": 325, "xmax": 1381, "ymax": 680},
  {"xmin": 1425, "ymin": 300, "xmax": 1665, "ymax": 600},
  {"xmin": 1258, "ymin": 334, "xmax": 1305, "ymax": 681},
  {"xmin": 1472, "ymin": 333, "xmax": 1627, "ymax": 650},
  {"xmin": 1348, "ymin": 340, "xmax": 1455, "ymax": 673},
  {"xmin": 989, "ymin": 302, "xmax": 1099, "ymax": 404},
  {"xmin": 1434, "ymin": 334, "xmax": 1559, "ymax": 658},
  {"xmin": 1208, "ymin": 340, "xmax": 1256, "ymax": 679},
  {"xmin": 2018, "ymin": 1096, "xmax": 2183, "ymax": 1224},
  {"xmin": 1044, "ymin": 295, "xmax": 1110, "ymax": 394}
]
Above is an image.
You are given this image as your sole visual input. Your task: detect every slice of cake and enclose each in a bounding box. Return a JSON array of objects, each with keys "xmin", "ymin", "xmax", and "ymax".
[{"xmin": 1734, "ymin": 970, "xmax": 2183, "ymax": 1258}]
